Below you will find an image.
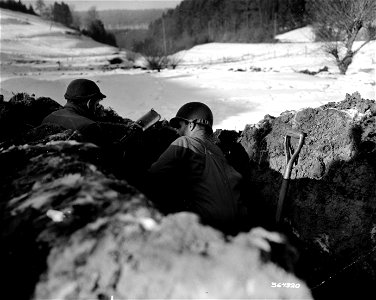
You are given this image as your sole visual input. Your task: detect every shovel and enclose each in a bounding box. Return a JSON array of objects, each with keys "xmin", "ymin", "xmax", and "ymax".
[{"xmin": 275, "ymin": 129, "xmax": 307, "ymax": 224}]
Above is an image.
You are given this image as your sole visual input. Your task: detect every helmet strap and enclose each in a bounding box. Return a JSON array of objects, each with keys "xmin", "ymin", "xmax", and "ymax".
[
  {"xmin": 193, "ymin": 119, "xmax": 211, "ymax": 126},
  {"xmin": 86, "ymin": 98, "xmax": 99, "ymax": 117},
  {"xmin": 191, "ymin": 120, "xmax": 213, "ymax": 137},
  {"xmin": 87, "ymin": 98, "xmax": 99, "ymax": 110},
  {"xmin": 189, "ymin": 122, "xmax": 196, "ymax": 131},
  {"xmin": 86, "ymin": 99, "xmax": 93, "ymax": 110}
]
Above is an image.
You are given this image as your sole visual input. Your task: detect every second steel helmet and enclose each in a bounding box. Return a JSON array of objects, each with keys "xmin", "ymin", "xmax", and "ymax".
[
  {"xmin": 64, "ymin": 79, "xmax": 106, "ymax": 102},
  {"xmin": 170, "ymin": 102, "xmax": 213, "ymax": 128}
]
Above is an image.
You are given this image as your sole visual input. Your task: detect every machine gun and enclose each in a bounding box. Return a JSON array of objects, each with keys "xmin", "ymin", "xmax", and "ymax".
[{"xmin": 119, "ymin": 109, "xmax": 161, "ymax": 144}]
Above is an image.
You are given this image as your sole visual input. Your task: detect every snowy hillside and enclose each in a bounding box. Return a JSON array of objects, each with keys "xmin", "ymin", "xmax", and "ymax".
[
  {"xmin": 0, "ymin": 8, "xmax": 120, "ymax": 74},
  {"xmin": 1, "ymin": 8, "xmax": 375, "ymax": 130},
  {"xmin": 275, "ymin": 26, "xmax": 316, "ymax": 42}
]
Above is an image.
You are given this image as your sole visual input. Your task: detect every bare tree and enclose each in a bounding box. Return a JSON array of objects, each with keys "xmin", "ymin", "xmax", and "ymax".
[
  {"xmin": 166, "ymin": 53, "xmax": 184, "ymax": 69},
  {"xmin": 35, "ymin": 0, "xmax": 45, "ymax": 15},
  {"xmin": 35, "ymin": 0, "xmax": 52, "ymax": 20},
  {"xmin": 70, "ymin": 9, "xmax": 81, "ymax": 30},
  {"xmin": 85, "ymin": 6, "xmax": 99, "ymax": 28},
  {"xmin": 308, "ymin": 0, "xmax": 376, "ymax": 74}
]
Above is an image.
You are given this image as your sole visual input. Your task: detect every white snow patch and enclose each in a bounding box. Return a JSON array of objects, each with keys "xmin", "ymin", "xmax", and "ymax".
[
  {"xmin": 275, "ymin": 26, "xmax": 316, "ymax": 43},
  {"xmin": 46, "ymin": 209, "xmax": 66, "ymax": 222},
  {"xmin": 341, "ymin": 108, "xmax": 368, "ymax": 121}
]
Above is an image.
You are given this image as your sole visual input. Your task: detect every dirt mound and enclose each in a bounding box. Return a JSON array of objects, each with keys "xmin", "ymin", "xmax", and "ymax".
[
  {"xmin": 0, "ymin": 140, "xmax": 156, "ymax": 299},
  {"xmin": 0, "ymin": 94, "xmax": 310, "ymax": 299},
  {"xmin": 1, "ymin": 90, "xmax": 374, "ymax": 299},
  {"xmin": 0, "ymin": 93, "xmax": 61, "ymax": 143},
  {"xmin": 240, "ymin": 92, "xmax": 376, "ymax": 299},
  {"xmin": 35, "ymin": 210, "xmax": 310, "ymax": 299},
  {"xmin": 0, "ymin": 141, "xmax": 311, "ymax": 300}
]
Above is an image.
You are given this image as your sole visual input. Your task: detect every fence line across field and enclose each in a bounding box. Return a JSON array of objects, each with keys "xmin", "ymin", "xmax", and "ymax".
[
  {"xmin": 179, "ymin": 44, "xmax": 324, "ymax": 67},
  {"xmin": 177, "ymin": 40, "xmax": 373, "ymax": 67}
]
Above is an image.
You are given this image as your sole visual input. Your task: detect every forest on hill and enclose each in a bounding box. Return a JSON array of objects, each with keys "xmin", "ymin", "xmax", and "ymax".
[
  {"xmin": 78, "ymin": 9, "xmax": 166, "ymax": 50},
  {"xmin": 93, "ymin": 9, "xmax": 165, "ymax": 29},
  {"xmin": 134, "ymin": 0, "xmax": 307, "ymax": 55},
  {"xmin": 0, "ymin": 0, "xmax": 36, "ymax": 14}
]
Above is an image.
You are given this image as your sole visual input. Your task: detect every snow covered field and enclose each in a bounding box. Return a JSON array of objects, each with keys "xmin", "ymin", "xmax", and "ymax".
[{"xmin": 1, "ymin": 8, "xmax": 375, "ymax": 130}]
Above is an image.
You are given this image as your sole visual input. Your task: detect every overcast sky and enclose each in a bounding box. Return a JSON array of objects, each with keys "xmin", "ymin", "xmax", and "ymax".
[{"xmin": 24, "ymin": 0, "xmax": 182, "ymax": 11}]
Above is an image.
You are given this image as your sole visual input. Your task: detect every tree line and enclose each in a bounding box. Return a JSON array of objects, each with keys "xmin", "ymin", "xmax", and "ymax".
[
  {"xmin": 0, "ymin": 0, "xmax": 36, "ymax": 15},
  {"xmin": 36, "ymin": 0, "xmax": 117, "ymax": 47},
  {"xmin": 134, "ymin": 0, "xmax": 307, "ymax": 55},
  {"xmin": 77, "ymin": 9, "xmax": 165, "ymax": 30}
]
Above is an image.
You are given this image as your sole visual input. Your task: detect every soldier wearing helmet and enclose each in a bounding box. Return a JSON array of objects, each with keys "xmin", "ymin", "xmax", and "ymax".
[
  {"xmin": 42, "ymin": 78, "xmax": 107, "ymax": 145},
  {"xmin": 146, "ymin": 102, "xmax": 244, "ymax": 234}
]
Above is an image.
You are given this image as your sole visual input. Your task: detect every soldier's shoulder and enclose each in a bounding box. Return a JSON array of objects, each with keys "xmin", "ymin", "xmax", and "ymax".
[{"xmin": 172, "ymin": 136, "xmax": 189, "ymax": 147}]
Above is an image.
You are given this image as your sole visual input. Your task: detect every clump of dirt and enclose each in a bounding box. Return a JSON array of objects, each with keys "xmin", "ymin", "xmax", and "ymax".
[
  {"xmin": 108, "ymin": 57, "xmax": 123, "ymax": 64},
  {"xmin": 321, "ymin": 91, "xmax": 376, "ymax": 114},
  {"xmin": 240, "ymin": 92, "xmax": 376, "ymax": 299},
  {"xmin": 214, "ymin": 129, "xmax": 252, "ymax": 180},
  {"xmin": 298, "ymin": 66, "xmax": 328, "ymax": 75},
  {"xmin": 0, "ymin": 93, "xmax": 61, "ymax": 142}
]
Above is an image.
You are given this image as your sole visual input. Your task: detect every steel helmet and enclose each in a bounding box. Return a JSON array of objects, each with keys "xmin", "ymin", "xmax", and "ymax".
[
  {"xmin": 170, "ymin": 102, "xmax": 213, "ymax": 128},
  {"xmin": 64, "ymin": 79, "xmax": 106, "ymax": 102}
]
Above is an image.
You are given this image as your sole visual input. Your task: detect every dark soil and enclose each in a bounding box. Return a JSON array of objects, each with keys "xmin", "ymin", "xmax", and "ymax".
[{"xmin": 0, "ymin": 91, "xmax": 375, "ymax": 299}]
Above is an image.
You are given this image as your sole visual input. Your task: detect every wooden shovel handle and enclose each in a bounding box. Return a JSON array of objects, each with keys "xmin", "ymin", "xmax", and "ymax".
[
  {"xmin": 276, "ymin": 129, "xmax": 307, "ymax": 224},
  {"xmin": 283, "ymin": 130, "xmax": 307, "ymax": 180}
]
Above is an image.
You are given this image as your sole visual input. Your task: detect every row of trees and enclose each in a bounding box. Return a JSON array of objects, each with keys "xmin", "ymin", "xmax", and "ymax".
[
  {"xmin": 36, "ymin": 0, "xmax": 117, "ymax": 46},
  {"xmin": 81, "ymin": 7, "xmax": 117, "ymax": 47},
  {"xmin": 51, "ymin": 1, "xmax": 73, "ymax": 28},
  {"xmin": 0, "ymin": 0, "xmax": 36, "ymax": 15},
  {"xmin": 35, "ymin": 0, "xmax": 117, "ymax": 47},
  {"xmin": 88, "ymin": 9, "xmax": 164, "ymax": 30},
  {"xmin": 135, "ymin": 0, "xmax": 307, "ymax": 56}
]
